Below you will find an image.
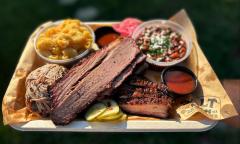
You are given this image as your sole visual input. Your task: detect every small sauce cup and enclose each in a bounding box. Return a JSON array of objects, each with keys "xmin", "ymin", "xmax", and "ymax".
[
  {"xmin": 161, "ymin": 66, "xmax": 198, "ymax": 96},
  {"xmin": 95, "ymin": 26, "xmax": 120, "ymax": 48}
]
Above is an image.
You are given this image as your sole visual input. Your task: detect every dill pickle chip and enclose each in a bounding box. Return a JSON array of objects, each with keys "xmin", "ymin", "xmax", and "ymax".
[
  {"xmin": 99, "ymin": 111, "xmax": 124, "ymax": 121},
  {"xmin": 97, "ymin": 100, "xmax": 120, "ymax": 119},
  {"xmin": 116, "ymin": 114, "xmax": 127, "ymax": 121},
  {"xmin": 85, "ymin": 103, "xmax": 107, "ymax": 121},
  {"xmin": 107, "ymin": 114, "xmax": 128, "ymax": 122}
]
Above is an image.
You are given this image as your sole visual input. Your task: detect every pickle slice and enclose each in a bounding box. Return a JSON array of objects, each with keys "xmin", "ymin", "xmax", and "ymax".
[
  {"xmin": 85, "ymin": 103, "xmax": 107, "ymax": 121},
  {"xmin": 97, "ymin": 100, "xmax": 120, "ymax": 119},
  {"xmin": 117, "ymin": 114, "xmax": 127, "ymax": 121},
  {"xmin": 99, "ymin": 111, "xmax": 124, "ymax": 121}
]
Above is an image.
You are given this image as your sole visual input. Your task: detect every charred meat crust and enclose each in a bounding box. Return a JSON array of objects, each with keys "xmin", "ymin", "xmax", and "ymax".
[
  {"xmin": 50, "ymin": 38, "xmax": 146, "ymax": 125},
  {"xmin": 117, "ymin": 77, "xmax": 173, "ymax": 118}
]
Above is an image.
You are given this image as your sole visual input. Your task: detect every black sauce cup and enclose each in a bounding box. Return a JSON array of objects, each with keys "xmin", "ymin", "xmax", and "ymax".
[
  {"xmin": 94, "ymin": 26, "xmax": 120, "ymax": 48},
  {"xmin": 161, "ymin": 66, "xmax": 198, "ymax": 97}
]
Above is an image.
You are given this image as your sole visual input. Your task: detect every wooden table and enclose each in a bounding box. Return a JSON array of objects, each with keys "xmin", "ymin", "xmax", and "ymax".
[{"xmin": 222, "ymin": 79, "xmax": 240, "ymax": 127}]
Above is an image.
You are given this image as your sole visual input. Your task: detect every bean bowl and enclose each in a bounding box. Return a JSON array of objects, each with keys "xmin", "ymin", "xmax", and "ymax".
[{"xmin": 132, "ymin": 20, "xmax": 192, "ymax": 67}]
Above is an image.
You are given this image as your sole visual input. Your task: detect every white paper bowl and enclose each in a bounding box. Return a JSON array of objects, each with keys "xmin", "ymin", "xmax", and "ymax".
[
  {"xmin": 132, "ymin": 20, "xmax": 192, "ymax": 67},
  {"xmin": 34, "ymin": 20, "xmax": 95, "ymax": 65}
]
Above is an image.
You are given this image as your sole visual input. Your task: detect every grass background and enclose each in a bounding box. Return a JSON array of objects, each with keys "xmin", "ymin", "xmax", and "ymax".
[{"xmin": 0, "ymin": 0, "xmax": 239, "ymax": 143}]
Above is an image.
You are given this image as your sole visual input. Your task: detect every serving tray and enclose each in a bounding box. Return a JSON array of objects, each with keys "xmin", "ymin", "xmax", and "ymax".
[
  {"xmin": 7, "ymin": 20, "xmax": 219, "ymax": 132},
  {"xmin": 11, "ymin": 119, "xmax": 217, "ymax": 132}
]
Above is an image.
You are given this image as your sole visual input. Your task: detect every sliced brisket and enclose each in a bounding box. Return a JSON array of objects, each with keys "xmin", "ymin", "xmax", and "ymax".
[
  {"xmin": 50, "ymin": 38, "xmax": 146, "ymax": 125},
  {"xmin": 117, "ymin": 76, "xmax": 173, "ymax": 118}
]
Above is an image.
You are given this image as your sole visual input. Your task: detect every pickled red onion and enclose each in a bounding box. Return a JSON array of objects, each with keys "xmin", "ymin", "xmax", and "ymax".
[{"xmin": 112, "ymin": 18, "xmax": 142, "ymax": 37}]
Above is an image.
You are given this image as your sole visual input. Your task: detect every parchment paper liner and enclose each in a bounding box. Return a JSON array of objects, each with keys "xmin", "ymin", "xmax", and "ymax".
[{"xmin": 2, "ymin": 10, "xmax": 238, "ymax": 125}]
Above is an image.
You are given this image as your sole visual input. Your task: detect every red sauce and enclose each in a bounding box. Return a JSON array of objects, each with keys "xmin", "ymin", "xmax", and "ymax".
[
  {"xmin": 165, "ymin": 70, "xmax": 195, "ymax": 95},
  {"xmin": 97, "ymin": 33, "xmax": 119, "ymax": 47}
]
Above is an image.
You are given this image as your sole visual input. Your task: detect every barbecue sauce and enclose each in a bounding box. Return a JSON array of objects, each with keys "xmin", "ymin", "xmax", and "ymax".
[
  {"xmin": 95, "ymin": 26, "xmax": 120, "ymax": 48},
  {"xmin": 164, "ymin": 70, "xmax": 196, "ymax": 95},
  {"xmin": 97, "ymin": 33, "xmax": 119, "ymax": 47}
]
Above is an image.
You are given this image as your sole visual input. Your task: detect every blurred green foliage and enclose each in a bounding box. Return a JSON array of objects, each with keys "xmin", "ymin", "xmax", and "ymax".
[{"xmin": 0, "ymin": 0, "xmax": 239, "ymax": 144}]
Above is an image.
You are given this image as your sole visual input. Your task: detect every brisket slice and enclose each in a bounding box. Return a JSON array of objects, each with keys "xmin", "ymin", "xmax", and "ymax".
[
  {"xmin": 50, "ymin": 38, "xmax": 146, "ymax": 125},
  {"xmin": 100, "ymin": 54, "xmax": 146, "ymax": 96},
  {"xmin": 51, "ymin": 41, "xmax": 115, "ymax": 108},
  {"xmin": 117, "ymin": 77, "xmax": 173, "ymax": 118}
]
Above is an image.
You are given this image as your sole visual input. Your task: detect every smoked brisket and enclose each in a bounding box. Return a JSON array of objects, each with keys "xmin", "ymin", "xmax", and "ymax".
[
  {"xmin": 50, "ymin": 38, "xmax": 146, "ymax": 125},
  {"xmin": 117, "ymin": 76, "xmax": 173, "ymax": 118}
]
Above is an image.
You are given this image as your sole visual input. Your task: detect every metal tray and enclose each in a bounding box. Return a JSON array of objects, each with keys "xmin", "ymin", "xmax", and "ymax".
[
  {"xmin": 11, "ymin": 119, "xmax": 217, "ymax": 132},
  {"xmin": 9, "ymin": 22, "xmax": 218, "ymax": 132}
]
